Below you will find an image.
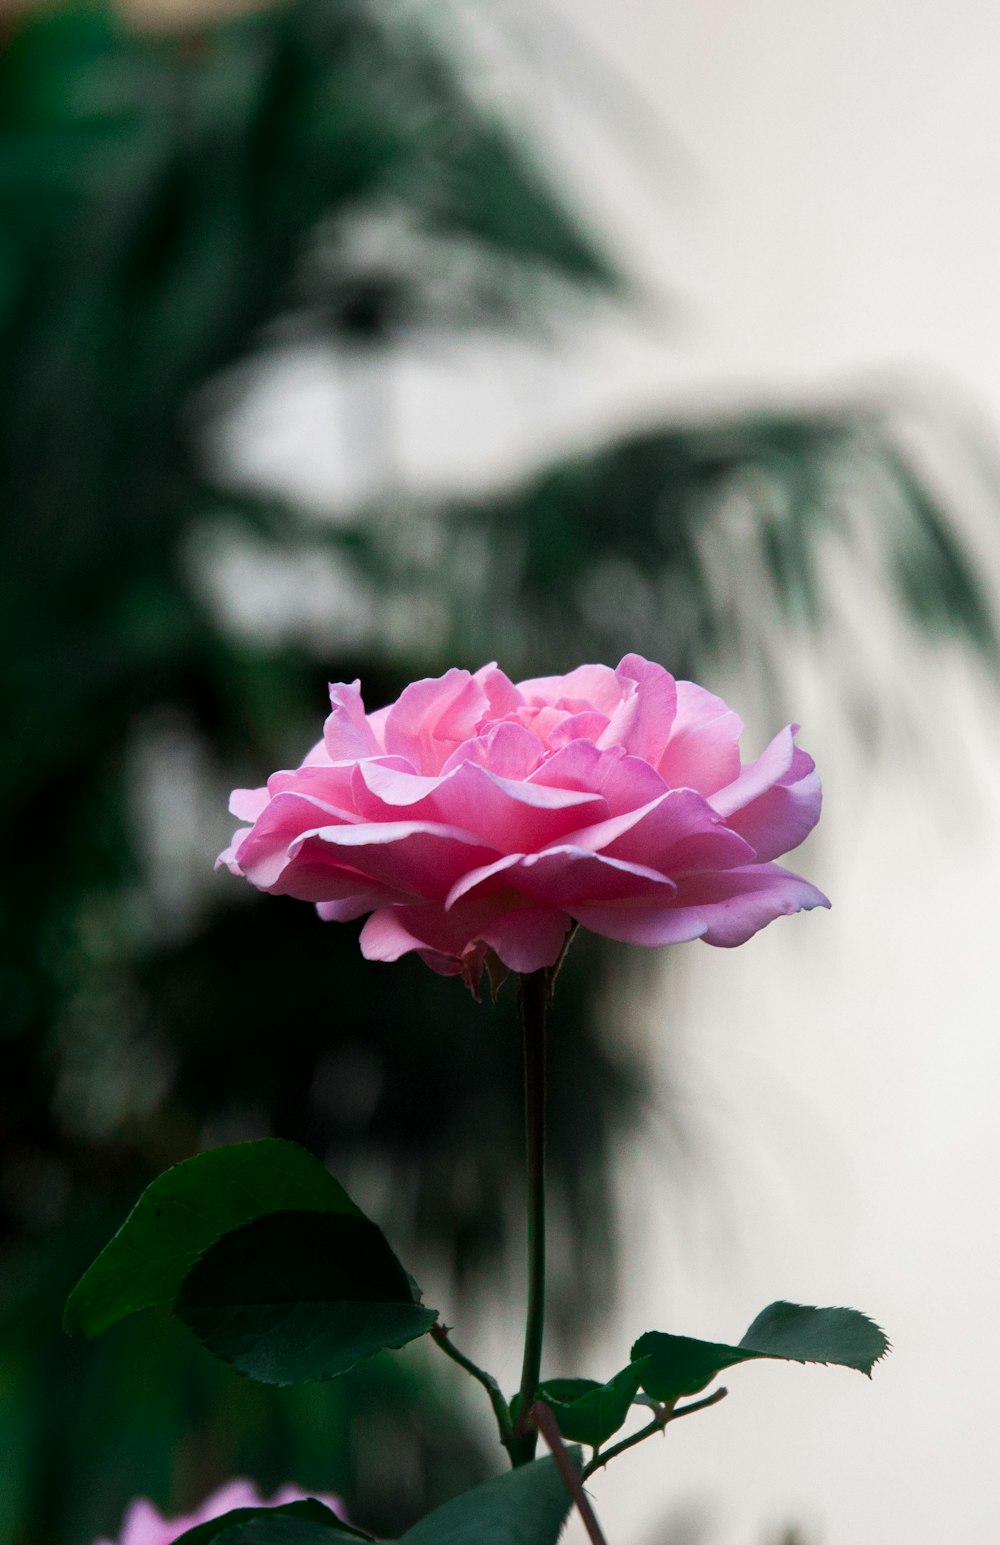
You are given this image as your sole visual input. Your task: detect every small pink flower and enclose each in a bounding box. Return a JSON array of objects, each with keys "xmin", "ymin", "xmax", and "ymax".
[
  {"xmin": 219, "ymin": 655, "xmax": 827, "ymax": 989},
  {"xmin": 95, "ymin": 1479, "xmax": 345, "ymax": 1545}
]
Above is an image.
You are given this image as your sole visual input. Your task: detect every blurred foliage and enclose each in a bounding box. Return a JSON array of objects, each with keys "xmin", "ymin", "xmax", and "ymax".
[{"xmin": 0, "ymin": 2, "xmax": 994, "ymax": 1543}]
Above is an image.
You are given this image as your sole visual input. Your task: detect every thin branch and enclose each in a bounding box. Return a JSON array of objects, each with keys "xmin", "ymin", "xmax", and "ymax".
[
  {"xmin": 532, "ymin": 1401, "xmax": 610, "ymax": 1545},
  {"xmin": 671, "ymin": 1386, "xmax": 730, "ymax": 1423},
  {"xmin": 582, "ymin": 1387, "xmax": 728, "ymax": 1480},
  {"xmin": 429, "ymin": 1323, "xmax": 515, "ymax": 1453}
]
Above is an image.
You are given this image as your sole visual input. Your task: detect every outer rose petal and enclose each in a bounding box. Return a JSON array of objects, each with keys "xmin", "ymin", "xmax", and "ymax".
[
  {"xmin": 725, "ymin": 754, "xmax": 821, "ymax": 862},
  {"xmin": 446, "ymin": 847, "xmax": 678, "ymax": 909},
  {"xmin": 571, "ymin": 864, "xmax": 829, "ymax": 948},
  {"xmin": 229, "ymin": 787, "xmax": 270, "ymax": 823},
  {"xmin": 361, "ymin": 903, "xmax": 570, "ymax": 975},
  {"xmin": 288, "ymin": 820, "xmax": 499, "ymax": 900},
  {"xmin": 710, "ymin": 725, "xmax": 797, "ymax": 819}
]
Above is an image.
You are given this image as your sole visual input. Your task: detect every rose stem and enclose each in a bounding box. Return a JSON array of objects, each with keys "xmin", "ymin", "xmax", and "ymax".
[
  {"xmin": 510, "ymin": 964, "xmax": 551, "ymax": 1466},
  {"xmin": 532, "ymin": 1400, "xmax": 610, "ymax": 1545}
]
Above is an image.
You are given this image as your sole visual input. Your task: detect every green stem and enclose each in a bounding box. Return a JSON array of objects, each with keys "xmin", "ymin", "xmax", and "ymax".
[
  {"xmin": 510, "ymin": 966, "xmax": 550, "ymax": 1464},
  {"xmin": 430, "ymin": 1323, "xmax": 515, "ymax": 1453},
  {"xmin": 581, "ymin": 1386, "xmax": 729, "ymax": 1481}
]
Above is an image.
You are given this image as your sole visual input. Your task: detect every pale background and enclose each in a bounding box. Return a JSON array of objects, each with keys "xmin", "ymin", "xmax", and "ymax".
[{"xmin": 206, "ymin": 2, "xmax": 1000, "ymax": 1541}]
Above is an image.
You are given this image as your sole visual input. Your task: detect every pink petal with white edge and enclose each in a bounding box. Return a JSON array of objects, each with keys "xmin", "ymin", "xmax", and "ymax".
[{"xmin": 658, "ymin": 679, "xmax": 744, "ymax": 795}]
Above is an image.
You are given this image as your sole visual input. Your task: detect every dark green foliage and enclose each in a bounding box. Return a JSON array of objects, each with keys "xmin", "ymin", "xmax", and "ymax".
[
  {"xmin": 738, "ymin": 1301, "xmax": 890, "ymax": 1374},
  {"xmin": 174, "ymin": 1500, "xmax": 372, "ymax": 1545},
  {"xmin": 633, "ymin": 1302, "xmax": 890, "ymax": 1403},
  {"xmin": 65, "ymin": 1139, "xmax": 362, "ymax": 1337},
  {"xmin": 510, "ymin": 1362, "xmax": 649, "ymax": 1450},
  {"xmin": 175, "ymin": 1456, "xmax": 580, "ymax": 1545},
  {"xmin": 397, "ymin": 1453, "xmax": 579, "ymax": 1545},
  {"xmin": 176, "ymin": 1209, "xmax": 437, "ymax": 1384}
]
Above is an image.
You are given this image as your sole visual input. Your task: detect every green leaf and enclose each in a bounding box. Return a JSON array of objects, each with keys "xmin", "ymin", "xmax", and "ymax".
[
  {"xmin": 632, "ymin": 1302, "xmax": 889, "ymax": 1403},
  {"xmin": 64, "ymin": 1140, "xmax": 362, "ymax": 1338},
  {"xmin": 510, "ymin": 1360, "xmax": 650, "ymax": 1449},
  {"xmin": 397, "ymin": 1452, "xmax": 581, "ymax": 1545},
  {"xmin": 738, "ymin": 1301, "xmax": 890, "ymax": 1374},
  {"xmin": 629, "ymin": 1333, "xmax": 755, "ymax": 1402},
  {"xmin": 173, "ymin": 1500, "xmax": 372, "ymax": 1545},
  {"xmin": 174, "ymin": 1209, "xmax": 437, "ymax": 1385}
]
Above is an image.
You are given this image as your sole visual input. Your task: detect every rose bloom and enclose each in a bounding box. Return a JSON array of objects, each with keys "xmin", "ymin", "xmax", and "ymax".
[
  {"xmin": 220, "ymin": 654, "xmax": 827, "ymax": 989},
  {"xmin": 94, "ymin": 1479, "xmax": 345, "ymax": 1545}
]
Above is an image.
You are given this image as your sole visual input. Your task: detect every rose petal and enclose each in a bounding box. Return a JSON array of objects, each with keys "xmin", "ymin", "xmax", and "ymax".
[
  {"xmin": 447, "ymin": 846, "xmax": 677, "ymax": 909},
  {"xmin": 439, "ymin": 721, "xmax": 544, "ymax": 780},
  {"xmin": 596, "ymin": 655, "xmax": 678, "ymax": 763},
  {"xmin": 291, "ymin": 820, "xmax": 499, "ymax": 899},
  {"xmin": 658, "ymin": 679, "xmax": 743, "ymax": 795},
  {"xmin": 710, "ymin": 725, "xmax": 798, "ymax": 819},
  {"xmin": 725, "ymin": 755, "xmax": 822, "ymax": 862},
  {"xmin": 323, "ymin": 679, "xmax": 381, "ymax": 762},
  {"xmin": 229, "ymin": 786, "xmax": 269, "ymax": 823},
  {"xmin": 356, "ymin": 758, "xmax": 609, "ymax": 853},
  {"xmin": 570, "ymin": 863, "xmax": 828, "ymax": 948},
  {"xmin": 518, "ymin": 662, "xmax": 623, "ymax": 714},
  {"xmin": 383, "ymin": 669, "xmax": 489, "ymax": 773}
]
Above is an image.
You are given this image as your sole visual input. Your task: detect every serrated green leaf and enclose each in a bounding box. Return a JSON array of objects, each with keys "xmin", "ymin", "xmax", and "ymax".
[
  {"xmin": 510, "ymin": 1360, "xmax": 649, "ymax": 1449},
  {"xmin": 738, "ymin": 1301, "xmax": 890, "ymax": 1374},
  {"xmin": 397, "ymin": 1452, "xmax": 581, "ymax": 1545},
  {"xmin": 632, "ymin": 1301, "xmax": 889, "ymax": 1403},
  {"xmin": 173, "ymin": 1499, "xmax": 372, "ymax": 1545},
  {"xmin": 64, "ymin": 1140, "xmax": 363, "ymax": 1338},
  {"xmin": 175, "ymin": 1209, "xmax": 437, "ymax": 1385}
]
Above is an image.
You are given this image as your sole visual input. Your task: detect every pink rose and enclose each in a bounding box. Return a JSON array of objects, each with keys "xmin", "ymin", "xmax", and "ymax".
[
  {"xmin": 219, "ymin": 654, "xmax": 827, "ymax": 988},
  {"xmin": 94, "ymin": 1479, "xmax": 345, "ymax": 1545}
]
